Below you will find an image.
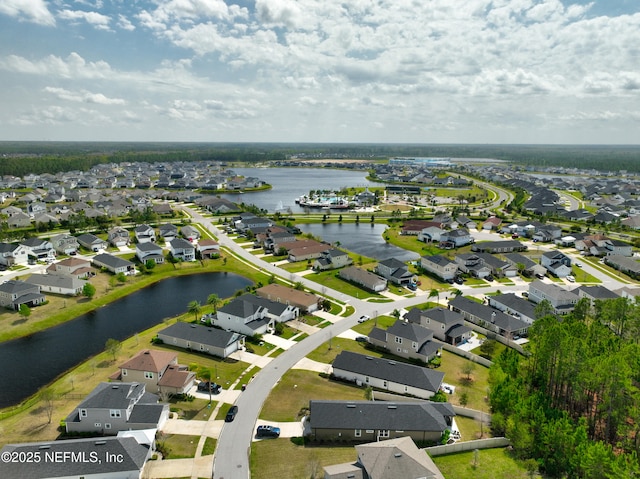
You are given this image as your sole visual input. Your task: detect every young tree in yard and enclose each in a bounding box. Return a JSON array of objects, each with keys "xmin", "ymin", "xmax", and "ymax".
[
  {"xmin": 207, "ymin": 294, "xmax": 220, "ymax": 313},
  {"xmin": 116, "ymin": 272, "xmax": 127, "ymax": 283},
  {"xmin": 105, "ymin": 338, "xmax": 121, "ymax": 362},
  {"xmin": 462, "ymin": 361, "xmax": 476, "ymax": 382},
  {"xmin": 188, "ymin": 300, "xmax": 201, "ymax": 321},
  {"xmin": 40, "ymin": 388, "xmax": 56, "ymax": 424},
  {"xmin": 18, "ymin": 303, "xmax": 31, "ymax": 321},
  {"xmin": 480, "ymin": 339, "xmax": 497, "ymax": 359},
  {"xmin": 145, "ymin": 259, "xmax": 156, "ymax": 271},
  {"xmin": 428, "ymin": 288, "xmax": 440, "ymax": 305},
  {"xmin": 458, "ymin": 390, "xmax": 469, "ymax": 407},
  {"xmin": 199, "ymin": 367, "xmax": 214, "ymax": 403},
  {"xmin": 82, "ymin": 282, "xmax": 96, "ymax": 300}
]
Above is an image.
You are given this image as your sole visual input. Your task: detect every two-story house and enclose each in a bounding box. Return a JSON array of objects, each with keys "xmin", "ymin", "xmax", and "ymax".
[
  {"xmin": 449, "ymin": 296, "xmax": 530, "ymax": 338},
  {"xmin": 169, "ymin": 238, "xmax": 196, "ymax": 262},
  {"xmin": 65, "ymin": 382, "xmax": 169, "ymax": 435},
  {"xmin": 49, "ymin": 257, "xmax": 93, "ymax": 279},
  {"xmin": 313, "ymin": 248, "xmax": 353, "ymax": 271},
  {"xmin": 0, "ymin": 242, "xmax": 29, "ymax": 267},
  {"xmin": 197, "ymin": 239, "xmax": 220, "ymax": 259},
  {"xmin": 133, "ymin": 224, "xmax": 156, "ymax": 244},
  {"xmin": 111, "ymin": 349, "xmax": 195, "ymax": 397},
  {"xmin": 108, "ymin": 227, "xmax": 130, "ymax": 247},
  {"xmin": 20, "ymin": 237, "xmax": 55, "ymax": 260},
  {"xmin": 214, "ymin": 297, "xmax": 272, "ymax": 336},
  {"xmin": 541, "ymin": 251, "xmax": 572, "ymax": 277},
  {"xmin": 405, "ymin": 307, "xmax": 472, "ymax": 346},
  {"xmin": 50, "ymin": 233, "xmax": 80, "ymax": 255},
  {"xmin": 158, "ymin": 223, "xmax": 179, "ymax": 241},
  {"xmin": 528, "ymin": 280, "xmax": 579, "ymax": 315},
  {"xmin": 420, "ymin": 255, "xmax": 458, "ymax": 281},
  {"xmin": 135, "ymin": 242, "xmax": 165, "ymax": 265},
  {"xmin": 454, "ymin": 254, "xmax": 492, "ymax": 279},
  {"xmin": 368, "ymin": 320, "xmax": 440, "ymax": 363},
  {"xmin": 439, "ymin": 228, "xmax": 473, "ymax": 248},
  {"xmin": 374, "ymin": 258, "xmax": 415, "ymax": 286},
  {"xmin": 0, "ymin": 280, "xmax": 46, "ymax": 310}
]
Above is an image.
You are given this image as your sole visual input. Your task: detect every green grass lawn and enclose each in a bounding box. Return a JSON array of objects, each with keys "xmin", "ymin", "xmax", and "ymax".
[
  {"xmin": 169, "ymin": 398, "xmax": 218, "ymax": 421},
  {"xmin": 351, "ymin": 315, "xmax": 396, "ymax": 334},
  {"xmin": 438, "ymin": 351, "xmax": 490, "ymax": 411},
  {"xmin": 250, "ymin": 439, "xmax": 357, "ymax": 479},
  {"xmin": 201, "ymin": 437, "xmax": 217, "ymax": 456},
  {"xmin": 432, "ymin": 448, "xmax": 537, "ymax": 479},
  {"xmin": 306, "ymin": 337, "xmax": 382, "ymax": 364},
  {"xmin": 303, "ymin": 270, "xmax": 383, "ymax": 299},
  {"xmin": 260, "ymin": 370, "xmax": 367, "ymax": 421},
  {"xmin": 158, "ymin": 434, "xmax": 200, "ymax": 459},
  {"xmin": 278, "ymin": 261, "xmax": 312, "ymax": 273}
]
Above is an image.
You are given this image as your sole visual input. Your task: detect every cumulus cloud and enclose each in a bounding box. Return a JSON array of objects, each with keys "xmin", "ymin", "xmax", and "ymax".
[
  {"xmin": 0, "ymin": 0, "xmax": 55, "ymax": 26},
  {"xmin": 0, "ymin": 52, "xmax": 112, "ymax": 79},
  {"xmin": 117, "ymin": 14, "xmax": 135, "ymax": 31}
]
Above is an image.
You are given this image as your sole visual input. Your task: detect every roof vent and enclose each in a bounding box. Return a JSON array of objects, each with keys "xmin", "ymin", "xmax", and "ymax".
[
  {"xmin": 387, "ymin": 405, "xmax": 397, "ymax": 409},
  {"xmin": 347, "ymin": 404, "xmax": 356, "ymax": 408},
  {"xmin": 112, "ymin": 385, "xmax": 119, "ymax": 389},
  {"xmin": 38, "ymin": 445, "xmax": 51, "ymax": 450},
  {"xmin": 366, "ymin": 356, "xmax": 373, "ymax": 360},
  {"xmin": 95, "ymin": 441, "xmax": 107, "ymax": 446},
  {"xmin": 394, "ymin": 453, "xmax": 402, "ymax": 458},
  {"xmin": 388, "ymin": 361, "xmax": 396, "ymax": 365},
  {"xmin": 190, "ymin": 324, "xmax": 196, "ymax": 328}
]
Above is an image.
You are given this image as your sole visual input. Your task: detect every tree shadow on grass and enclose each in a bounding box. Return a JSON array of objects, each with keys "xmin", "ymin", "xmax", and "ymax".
[{"xmin": 11, "ymin": 318, "xmax": 28, "ymax": 326}]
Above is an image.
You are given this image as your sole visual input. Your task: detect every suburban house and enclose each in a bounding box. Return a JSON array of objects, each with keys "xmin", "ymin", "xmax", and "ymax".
[
  {"xmin": 417, "ymin": 225, "xmax": 445, "ymax": 243},
  {"xmin": 374, "ymin": 258, "xmax": 415, "ymax": 286},
  {"xmin": 0, "ymin": 242, "xmax": 29, "ymax": 267},
  {"xmin": 158, "ymin": 223, "xmax": 179, "ymax": 241},
  {"xmin": 7, "ymin": 212, "xmax": 31, "ymax": 228},
  {"xmin": 196, "ymin": 239, "xmax": 220, "ymax": 258},
  {"xmin": 323, "ymin": 436, "xmax": 445, "ymax": 479},
  {"xmin": 576, "ymin": 285, "xmax": 619, "ymax": 305},
  {"xmin": 604, "ymin": 255, "xmax": 640, "ymax": 278},
  {"xmin": 108, "ymin": 227, "xmax": 130, "ymax": 247},
  {"xmin": 0, "ymin": 436, "xmax": 152, "ymax": 479},
  {"xmin": 331, "ymin": 351, "xmax": 444, "ymax": 400},
  {"xmin": 471, "ymin": 240, "xmax": 527, "ymax": 254},
  {"xmin": 454, "ymin": 254, "xmax": 492, "ymax": 279},
  {"xmin": 111, "ymin": 349, "xmax": 196, "ymax": 397},
  {"xmin": 76, "ymin": 232, "xmax": 108, "ymax": 252},
  {"xmin": 214, "ymin": 297, "xmax": 272, "ymax": 336},
  {"xmin": 0, "ymin": 280, "xmax": 46, "ymax": 310},
  {"xmin": 482, "ymin": 216, "xmax": 503, "ymax": 230},
  {"xmin": 20, "ymin": 237, "xmax": 55, "ymax": 260},
  {"xmin": 475, "ymin": 253, "xmax": 518, "ymax": 278},
  {"xmin": 338, "ymin": 266, "xmax": 387, "ymax": 292},
  {"xmin": 368, "ymin": 320, "xmax": 441, "ymax": 363},
  {"xmin": 25, "ymin": 274, "xmax": 86, "ymax": 296},
  {"xmin": 312, "ymin": 248, "xmax": 353, "ymax": 270},
  {"xmin": 456, "ymin": 216, "xmax": 477, "ymax": 230},
  {"xmin": 50, "ymin": 233, "xmax": 80, "ymax": 255},
  {"xmin": 287, "ymin": 241, "xmax": 331, "ymax": 262},
  {"xmin": 488, "ymin": 293, "xmax": 538, "ymax": 324},
  {"xmin": 528, "ymin": 280, "xmax": 579, "ymax": 315},
  {"xmin": 420, "ymin": 255, "xmax": 459, "ymax": 281},
  {"xmin": 180, "ymin": 225, "xmax": 201, "ymax": 242},
  {"xmin": 256, "ymin": 283, "xmax": 319, "ymax": 313},
  {"xmin": 157, "ymin": 322, "xmax": 244, "ymax": 359},
  {"xmin": 605, "ymin": 239, "xmax": 633, "ymax": 257},
  {"xmin": 92, "ymin": 253, "xmax": 135, "ymax": 275},
  {"xmin": 402, "ymin": 220, "xmax": 444, "ymax": 236},
  {"xmin": 169, "ymin": 238, "xmax": 196, "ymax": 262},
  {"xmin": 236, "ymin": 294, "xmax": 299, "ymax": 322},
  {"xmin": 405, "ymin": 307, "xmax": 473, "ymax": 346},
  {"xmin": 65, "ymin": 382, "xmax": 169, "ymax": 435},
  {"xmin": 532, "ymin": 225, "xmax": 563, "ymax": 243},
  {"xmin": 448, "ymin": 296, "xmax": 530, "ymax": 338},
  {"xmin": 309, "ymin": 400, "xmax": 455, "ymax": 444},
  {"xmin": 439, "ymin": 228, "xmax": 473, "ymax": 248},
  {"xmin": 49, "ymin": 257, "xmax": 93, "ymax": 279},
  {"xmin": 233, "ymin": 213, "xmax": 272, "ymax": 233},
  {"xmin": 135, "ymin": 242, "xmax": 165, "ymax": 265},
  {"xmin": 541, "ymin": 250, "xmax": 572, "ymax": 277},
  {"xmin": 504, "ymin": 253, "xmax": 546, "ymax": 278},
  {"xmin": 133, "ymin": 224, "xmax": 156, "ymax": 243}
]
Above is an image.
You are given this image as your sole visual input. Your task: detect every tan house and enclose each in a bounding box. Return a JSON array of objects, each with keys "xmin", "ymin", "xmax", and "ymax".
[
  {"xmin": 49, "ymin": 257, "xmax": 93, "ymax": 279},
  {"xmin": 256, "ymin": 283, "xmax": 320, "ymax": 313},
  {"xmin": 420, "ymin": 254, "xmax": 458, "ymax": 281},
  {"xmin": 111, "ymin": 349, "xmax": 195, "ymax": 397}
]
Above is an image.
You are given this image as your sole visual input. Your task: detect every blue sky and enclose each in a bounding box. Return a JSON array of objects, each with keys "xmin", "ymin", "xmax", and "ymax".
[{"xmin": 1, "ymin": 0, "xmax": 639, "ymax": 144}]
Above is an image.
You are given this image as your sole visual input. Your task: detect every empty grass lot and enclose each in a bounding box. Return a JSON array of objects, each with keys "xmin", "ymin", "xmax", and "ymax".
[
  {"xmin": 251, "ymin": 439, "xmax": 357, "ymax": 479},
  {"xmin": 432, "ymin": 448, "xmax": 538, "ymax": 479},
  {"xmin": 302, "ymin": 270, "xmax": 383, "ymax": 300},
  {"xmin": 260, "ymin": 370, "xmax": 367, "ymax": 422},
  {"xmin": 157, "ymin": 434, "xmax": 200, "ymax": 459}
]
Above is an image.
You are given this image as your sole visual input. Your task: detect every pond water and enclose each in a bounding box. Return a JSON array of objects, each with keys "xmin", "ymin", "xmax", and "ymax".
[
  {"xmin": 0, "ymin": 272, "xmax": 251, "ymax": 408},
  {"xmin": 296, "ymin": 223, "xmax": 420, "ymax": 262}
]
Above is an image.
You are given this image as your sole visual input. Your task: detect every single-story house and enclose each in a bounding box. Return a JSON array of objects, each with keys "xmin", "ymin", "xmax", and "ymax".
[
  {"xmin": 332, "ymin": 351, "xmax": 444, "ymax": 399},
  {"xmin": 256, "ymin": 283, "xmax": 320, "ymax": 313},
  {"xmin": 309, "ymin": 400, "xmax": 455, "ymax": 444},
  {"xmin": 338, "ymin": 266, "xmax": 387, "ymax": 292},
  {"xmin": 25, "ymin": 274, "xmax": 87, "ymax": 296},
  {"xmin": 180, "ymin": 225, "xmax": 200, "ymax": 242},
  {"xmin": 449, "ymin": 295, "xmax": 530, "ymax": 338},
  {"xmin": 157, "ymin": 322, "xmax": 244, "ymax": 358},
  {"xmin": 471, "ymin": 240, "xmax": 527, "ymax": 254},
  {"xmin": 92, "ymin": 253, "xmax": 135, "ymax": 275},
  {"xmin": 76, "ymin": 233, "xmax": 108, "ymax": 252}
]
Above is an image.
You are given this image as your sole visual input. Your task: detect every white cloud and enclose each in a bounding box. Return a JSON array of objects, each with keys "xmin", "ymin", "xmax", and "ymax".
[
  {"xmin": 0, "ymin": 52, "xmax": 112, "ymax": 79},
  {"xmin": 58, "ymin": 9, "xmax": 111, "ymax": 30},
  {"xmin": 0, "ymin": 0, "xmax": 55, "ymax": 26},
  {"xmin": 44, "ymin": 86, "xmax": 126, "ymax": 105},
  {"xmin": 117, "ymin": 14, "xmax": 135, "ymax": 31}
]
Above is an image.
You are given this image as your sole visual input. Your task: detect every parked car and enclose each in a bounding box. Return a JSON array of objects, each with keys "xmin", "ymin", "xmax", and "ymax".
[
  {"xmin": 522, "ymin": 291, "xmax": 529, "ymax": 298},
  {"xmin": 485, "ymin": 275, "xmax": 494, "ymax": 282},
  {"xmin": 357, "ymin": 315, "xmax": 370, "ymax": 323},
  {"xmin": 225, "ymin": 405, "xmax": 238, "ymax": 422},
  {"xmin": 256, "ymin": 425, "xmax": 281, "ymax": 438},
  {"xmin": 566, "ymin": 275, "xmax": 575, "ymax": 282},
  {"xmin": 197, "ymin": 381, "xmax": 221, "ymax": 394},
  {"xmin": 575, "ymin": 262, "xmax": 582, "ymax": 267},
  {"xmin": 355, "ymin": 336, "xmax": 368, "ymax": 343},
  {"xmin": 454, "ymin": 277, "xmax": 464, "ymax": 285}
]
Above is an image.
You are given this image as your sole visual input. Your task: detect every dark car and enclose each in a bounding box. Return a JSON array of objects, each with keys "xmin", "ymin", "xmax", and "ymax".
[
  {"xmin": 225, "ymin": 405, "xmax": 238, "ymax": 422},
  {"xmin": 256, "ymin": 425, "xmax": 281, "ymax": 438},
  {"xmin": 486, "ymin": 275, "xmax": 494, "ymax": 282},
  {"xmin": 454, "ymin": 277, "xmax": 464, "ymax": 285},
  {"xmin": 197, "ymin": 381, "xmax": 221, "ymax": 394}
]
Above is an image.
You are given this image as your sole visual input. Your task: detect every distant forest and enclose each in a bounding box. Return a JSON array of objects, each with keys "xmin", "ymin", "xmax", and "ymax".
[{"xmin": 1, "ymin": 142, "xmax": 640, "ymax": 176}]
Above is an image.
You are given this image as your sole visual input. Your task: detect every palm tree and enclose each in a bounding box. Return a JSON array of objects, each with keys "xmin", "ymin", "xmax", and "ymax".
[
  {"xmin": 207, "ymin": 294, "xmax": 220, "ymax": 313},
  {"xmin": 451, "ymin": 288, "xmax": 463, "ymax": 298},
  {"xmin": 188, "ymin": 300, "xmax": 201, "ymax": 321},
  {"xmin": 428, "ymin": 288, "xmax": 440, "ymax": 305},
  {"xmin": 199, "ymin": 367, "xmax": 213, "ymax": 403}
]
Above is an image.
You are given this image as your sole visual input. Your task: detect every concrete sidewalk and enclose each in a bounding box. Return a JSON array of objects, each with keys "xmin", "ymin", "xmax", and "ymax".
[{"xmin": 291, "ymin": 357, "xmax": 331, "ymax": 374}]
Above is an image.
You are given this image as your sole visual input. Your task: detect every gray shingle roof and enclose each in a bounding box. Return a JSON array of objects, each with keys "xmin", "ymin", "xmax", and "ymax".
[
  {"xmin": 158, "ymin": 322, "xmax": 242, "ymax": 349},
  {"xmin": 332, "ymin": 351, "xmax": 444, "ymax": 393},
  {"xmin": 310, "ymin": 400, "xmax": 454, "ymax": 432}
]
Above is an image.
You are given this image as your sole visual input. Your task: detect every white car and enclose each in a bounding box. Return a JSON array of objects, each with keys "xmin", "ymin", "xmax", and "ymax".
[
  {"xmin": 357, "ymin": 315, "xmax": 370, "ymax": 323},
  {"xmin": 566, "ymin": 275, "xmax": 575, "ymax": 282}
]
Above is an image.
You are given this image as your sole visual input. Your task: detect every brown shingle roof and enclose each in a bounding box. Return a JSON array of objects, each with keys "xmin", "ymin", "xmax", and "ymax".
[{"xmin": 118, "ymin": 349, "xmax": 176, "ymax": 373}]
